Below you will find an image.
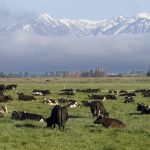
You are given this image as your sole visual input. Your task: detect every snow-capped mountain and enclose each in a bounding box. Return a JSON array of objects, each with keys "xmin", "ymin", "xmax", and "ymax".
[{"xmin": 1, "ymin": 13, "xmax": 150, "ymax": 36}]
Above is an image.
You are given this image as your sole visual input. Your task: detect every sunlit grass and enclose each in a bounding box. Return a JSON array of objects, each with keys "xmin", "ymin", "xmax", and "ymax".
[{"xmin": 0, "ymin": 77, "xmax": 150, "ymax": 150}]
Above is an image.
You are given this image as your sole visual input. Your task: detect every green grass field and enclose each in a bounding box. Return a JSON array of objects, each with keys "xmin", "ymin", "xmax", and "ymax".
[{"xmin": 0, "ymin": 77, "xmax": 150, "ymax": 150}]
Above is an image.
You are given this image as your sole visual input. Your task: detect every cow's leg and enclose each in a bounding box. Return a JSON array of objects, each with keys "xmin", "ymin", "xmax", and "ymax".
[
  {"xmin": 53, "ymin": 124, "xmax": 56, "ymax": 128},
  {"xmin": 58, "ymin": 124, "xmax": 61, "ymax": 130},
  {"xmin": 62, "ymin": 123, "xmax": 65, "ymax": 131}
]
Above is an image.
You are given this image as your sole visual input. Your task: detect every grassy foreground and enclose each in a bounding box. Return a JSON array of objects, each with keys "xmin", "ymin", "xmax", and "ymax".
[{"xmin": 0, "ymin": 77, "xmax": 150, "ymax": 150}]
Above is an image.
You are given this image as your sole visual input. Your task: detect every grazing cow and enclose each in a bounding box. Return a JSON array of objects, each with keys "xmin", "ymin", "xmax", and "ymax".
[
  {"xmin": 94, "ymin": 115, "xmax": 125, "ymax": 128},
  {"xmin": 43, "ymin": 98, "xmax": 58, "ymax": 106},
  {"xmin": 90, "ymin": 101, "xmax": 109, "ymax": 117},
  {"xmin": 45, "ymin": 105, "xmax": 68, "ymax": 130},
  {"xmin": 32, "ymin": 89, "xmax": 51, "ymax": 96},
  {"xmin": 18, "ymin": 93, "xmax": 36, "ymax": 101},
  {"xmin": 11, "ymin": 111, "xmax": 44, "ymax": 122},
  {"xmin": 0, "ymin": 95, "xmax": 12, "ymax": 102},
  {"xmin": 81, "ymin": 100, "xmax": 91, "ymax": 107},
  {"xmin": 0, "ymin": 105, "xmax": 7, "ymax": 117},
  {"xmin": 0, "ymin": 84, "xmax": 5, "ymax": 91},
  {"xmin": 124, "ymin": 96, "xmax": 134, "ymax": 103},
  {"xmin": 6, "ymin": 84, "xmax": 17, "ymax": 90}
]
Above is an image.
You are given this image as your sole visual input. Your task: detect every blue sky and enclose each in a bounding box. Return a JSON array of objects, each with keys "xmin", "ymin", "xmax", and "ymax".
[{"xmin": 1, "ymin": 0, "xmax": 150, "ymax": 19}]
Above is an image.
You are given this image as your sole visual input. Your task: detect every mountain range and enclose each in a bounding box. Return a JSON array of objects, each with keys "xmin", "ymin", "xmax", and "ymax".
[{"xmin": 1, "ymin": 12, "xmax": 150, "ymax": 37}]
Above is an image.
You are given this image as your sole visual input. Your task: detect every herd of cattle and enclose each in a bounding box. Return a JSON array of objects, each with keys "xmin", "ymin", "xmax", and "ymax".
[{"xmin": 0, "ymin": 84, "xmax": 150, "ymax": 130}]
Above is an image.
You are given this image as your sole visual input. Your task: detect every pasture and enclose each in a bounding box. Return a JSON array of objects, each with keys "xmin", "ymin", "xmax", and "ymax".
[{"xmin": 0, "ymin": 77, "xmax": 150, "ymax": 150}]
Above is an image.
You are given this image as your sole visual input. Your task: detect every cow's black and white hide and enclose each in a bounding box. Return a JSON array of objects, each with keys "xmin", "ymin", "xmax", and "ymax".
[
  {"xmin": 11, "ymin": 111, "xmax": 45, "ymax": 122},
  {"xmin": 66, "ymin": 101, "xmax": 80, "ymax": 108},
  {"xmin": 124, "ymin": 96, "xmax": 134, "ymax": 103},
  {"xmin": 6, "ymin": 84, "xmax": 17, "ymax": 90},
  {"xmin": 43, "ymin": 98, "xmax": 58, "ymax": 106}
]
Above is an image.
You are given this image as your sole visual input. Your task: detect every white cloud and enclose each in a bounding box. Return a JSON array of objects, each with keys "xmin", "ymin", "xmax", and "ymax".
[
  {"xmin": 0, "ymin": 32, "xmax": 149, "ymax": 72},
  {"xmin": 0, "ymin": 6, "xmax": 36, "ymax": 28}
]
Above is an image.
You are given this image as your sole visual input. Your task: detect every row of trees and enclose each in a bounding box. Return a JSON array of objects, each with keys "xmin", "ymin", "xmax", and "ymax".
[{"xmin": 147, "ymin": 66, "xmax": 150, "ymax": 76}]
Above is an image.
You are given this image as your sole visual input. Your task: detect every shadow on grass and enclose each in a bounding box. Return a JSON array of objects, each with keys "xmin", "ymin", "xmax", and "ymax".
[
  {"xmin": 129, "ymin": 112, "xmax": 142, "ymax": 115},
  {"xmin": 15, "ymin": 123, "xmax": 39, "ymax": 128},
  {"xmin": 68, "ymin": 115, "xmax": 88, "ymax": 119}
]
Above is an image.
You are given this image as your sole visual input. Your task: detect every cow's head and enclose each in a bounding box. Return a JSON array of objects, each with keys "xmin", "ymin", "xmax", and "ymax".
[
  {"xmin": 94, "ymin": 115, "xmax": 104, "ymax": 124},
  {"xmin": 45, "ymin": 117, "xmax": 53, "ymax": 127}
]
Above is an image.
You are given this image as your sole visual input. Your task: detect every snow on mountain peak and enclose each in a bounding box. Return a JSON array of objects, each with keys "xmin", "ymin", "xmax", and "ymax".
[
  {"xmin": 137, "ymin": 13, "xmax": 150, "ymax": 19},
  {"xmin": 38, "ymin": 13, "xmax": 56, "ymax": 22},
  {"xmin": 2, "ymin": 12, "xmax": 150, "ymax": 36}
]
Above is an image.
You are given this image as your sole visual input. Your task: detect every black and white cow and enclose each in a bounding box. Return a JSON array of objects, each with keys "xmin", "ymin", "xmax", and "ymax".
[
  {"xmin": 0, "ymin": 84, "xmax": 5, "ymax": 91},
  {"xmin": 18, "ymin": 93, "xmax": 36, "ymax": 101},
  {"xmin": 66, "ymin": 101, "xmax": 80, "ymax": 108},
  {"xmin": 43, "ymin": 98, "xmax": 58, "ymax": 106},
  {"xmin": 0, "ymin": 95, "xmax": 12, "ymax": 102},
  {"xmin": 124, "ymin": 96, "xmax": 134, "ymax": 103},
  {"xmin": 90, "ymin": 101, "xmax": 109, "ymax": 117},
  {"xmin": 32, "ymin": 89, "xmax": 51, "ymax": 96},
  {"xmin": 6, "ymin": 84, "xmax": 17, "ymax": 90},
  {"xmin": 11, "ymin": 111, "xmax": 44, "ymax": 122}
]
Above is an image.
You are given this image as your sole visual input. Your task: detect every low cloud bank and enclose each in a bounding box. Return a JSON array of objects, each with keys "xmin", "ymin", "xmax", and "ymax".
[{"xmin": 0, "ymin": 32, "xmax": 149, "ymax": 73}]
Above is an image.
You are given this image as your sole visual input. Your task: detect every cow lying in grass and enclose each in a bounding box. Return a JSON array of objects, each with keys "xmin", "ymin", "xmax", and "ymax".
[
  {"xmin": 124, "ymin": 96, "xmax": 134, "ymax": 103},
  {"xmin": 32, "ymin": 89, "xmax": 51, "ymax": 96},
  {"xmin": 60, "ymin": 88, "xmax": 74, "ymax": 92},
  {"xmin": 18, "ymin": 93, "xmax": 36, "ymax": 101},
  {"xmin": 6, "ymin": 84, "xmax": 17, "ymax": 90},
  {"xmin": 137, "ymin": 103, "xmax": 150, "ymax": 114},
  {"xmin": 59, "ymin": 91, "xmax": 75, "ymax": 96},
  {"xmin": 88, "ymin": 94, "xmax": 117, "ymax": 100},
  {"xmin": 43, "ymin": 98, "xmax": 58, "ymax": 106},
  {"xmin": 76, "ymin": 88, "xmax": 100, "ymax": 93},
  {"xmin": 94, "ymin": 115, "xmax": 125, "ymax": 128},
  {"xmin": 45, "ymin": 105, "xmax": 68, "ymax": 130},
  {"xmin": 0, "ymin": 95, "xmax": 12, "ymax": 102},
  {"xmin": 11, "ymin": 111, "xmax": 44, "ymax": 122}
]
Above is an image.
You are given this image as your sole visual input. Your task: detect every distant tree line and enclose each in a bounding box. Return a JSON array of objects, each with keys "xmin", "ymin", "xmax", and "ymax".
[{"xmin": 147, "ymin": 66, "xmax": 150, "ymax": 76}]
